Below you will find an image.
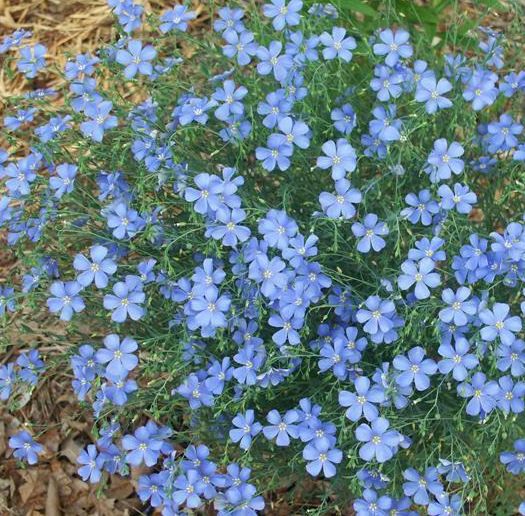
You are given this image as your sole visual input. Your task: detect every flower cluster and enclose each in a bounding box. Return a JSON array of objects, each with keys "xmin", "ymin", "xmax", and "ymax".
[{"xmin": 1, "ymin": 0, "xmax": 525, "ymax": 514}]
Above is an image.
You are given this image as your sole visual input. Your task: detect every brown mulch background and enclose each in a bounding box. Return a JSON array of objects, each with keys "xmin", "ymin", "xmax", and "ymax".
[{"xmin": 0, "ymin": 0, "xmax": 524, "ymax": 515}]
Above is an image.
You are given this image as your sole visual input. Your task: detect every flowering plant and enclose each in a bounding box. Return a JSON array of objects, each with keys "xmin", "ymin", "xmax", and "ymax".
[{"xmin": 1, "ymin": 1, "xmax": 525, "ymax": 514}]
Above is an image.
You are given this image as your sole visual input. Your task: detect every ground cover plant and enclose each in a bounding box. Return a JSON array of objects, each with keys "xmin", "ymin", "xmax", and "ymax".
[{"xmin": 1, "ymin": 0, "xmax": 525, "ymax": 514}]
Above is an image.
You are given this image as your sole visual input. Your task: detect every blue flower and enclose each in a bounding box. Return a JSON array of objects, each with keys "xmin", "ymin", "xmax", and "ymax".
[
  {"xmin": 214, "ymin": 7, "xmax": 245, "ymax": 36},
  {"xmin": 179, "ymin": 96, "xmax": 217, "ymax": 125},
  {"xmin": 500, "ymin": 439, "xmax": 525, "ymax": 475},
  {"xmin": 229, "ymin": 410, "xmax": 262, "ymax": 450},
  {"xmin": 393, "ymin": 346, "xmax": 437, "ymax": 391},
  {"xmin": 0, "ymin": 28, "xmax": 31, "ymax": 53},
  {"xmin": 47, "ymin": 280, "xmax": 85, "ymax": 321},
  {"xmin": 116, "ymin": 39, "xmax": 156, "ymax": 79},
  {"xmin": 439, "ymin": 287, "xmax": 476, "ymax": 326},
  {"xmin": 303, "ymin": 441, "xmax": 342, "ymax": 478},
  {"xmin": 369, "ymin": 104, "xmax": 402, "ymax": 142},
  {"xmin": 173, "ymin": 469, "xmax": 205, "ymax": 508},
  {"xmin": 353, "ymin": 488, "xmax": 393, "ymax": 515},
  {"xmin": 512, "ymin": 143, "xmax": 525, "ymax": 161},
  {"xmin": 49, "ymin": 163, "xmax": 77, "ymax": 199},
  {"xmin": 479, "ymin": 32, "xmax": 504, "ymax": 68},
  {"xmin": 5, "ymin": 161, "xmax": 37, "ymax": 196},
  {"xmin": 263, "ymin": 0, "xmax": 302, "ymax": 31},
  {"xmin": 256, "ymin": 138, "xmax": 293, "ymax": 171},
  {"xmin": 122, "ymin": 424, "xmax": 164, "ymax": 467},
  {"xmin": 137, "ymin": 471, "xmax": 169, "ymax": 507},
  {"xmin": 282, "ymin": 234, "xmax": 319, "ymax": 267},
  {"xmin": 339, "ymin": 376, "xmax": 385, "ymax": 422},
  {"xmin": 76, "ymin": 444, "xmax": 105, "ymax": 483},
  {"xmin": 73, "ymin": 245, "xmax": 117, "ymax": 288},
  {"xmin": 69, "ymin": 78, "xmax": 102, "ymax": 112},
  {"xmin": 317, "ymin": 139, "xmax": 357, "ymax": 180},
  {"xmin": 437, "ymin": 338, "xmax": 478, "ymax": 381},
  {"xmin": 222, "ymin": 30, "xmax": 258, "ymax": 66},
  {"xmin": 286, "ymin": 31, "xmax": 319, "ymax": 64},
  {"xmin": 206, "ymin": 208, "xmax": 251, "ymax": 247},
  {"xmin": 218, "ymin": 482, "xmax": 265, "ymax": 514},
  {"xmin": 370, "ymin": 65, "xmax": 403, "ymax": 101},
  {"xmin": 373, "ymin": 28, "xmax": 412, "ymax": 67},
  {"xmin": 205, "ymin": 357, "xmax": 233, "ymax": 395},
  {"xmin": 0, "ymin": 286, "xmax": 16, "ymax": 315},
  {"xmin": 4, "ymin": 107, "xmax": 37, "ymax": 131},
  {"xmin": 438, "ymin": 183, "xmax": 477, "ymax": 214},
  {"xmin": 356, "ymin": 295, "xmax": 398, "ymax": 344},
  {"xmin": 457, "ymin": 371, "xmax": 499, "ymax": 417},
  {"xmin": 35, "ymin": 115, "xmax": 72, "ymax": 142},
  {"xmin": 189, "ymin": 286, "xmax": 231, "ymax": 330},
  {"xmin": 479, "ymin": 302, "xmax": 522, "ymax": 345},
  {"xmin": 318, "ymin": 338, "xmax": 352, "ymax": 380},
  {"xmin": 257, "ymin": 90, "xmax": 292, "ymax": 128},
  {"xmin": 500, "ymin": 71, "xmax": 525, "ymax": 97},
  {"xmin": 258, "ymin": 209, "xmax": 298, "ymax": 250},
  {"xmin": 320, "ymin": 27, "xmax": 356, "ymax": 62},
  {"xmin": 436, "ymin": 459, "xmax": 469, "ymax": 483},
  {"xmin": 159, "ymin": 4, "xmax": 196, "ymax": 33},
  {"xmin": 463, "ymin": 67, "xmax": 498, "ymax": 110},
  {"xmin": 398, "ymin": 258, "xmax": 441, "ymax": 300},
  {"xmin": 496, "ymin": 339, "xmax": 525, "ymax": 376},
  {"xmin": 319, "ymin": 178, "xmax": 362, "ymax": 219},
  {"xmin": 64, "ymin": 52, "xmax": 99, "ymax": 80},
  {"xmin": 0, "ymin": 363, "xmax": 16, "ymax": 400},
  {"xmin": 355, "ymin": 417, "xmax": 400, "ymax": 463},
  {"xmin": 17, "ymin": 44, "xmax": 47, "ymax": 78},
  {"xmin": 256, "ymin": 41, "xmax": 293, "ymax": 82},
  {"xmin": 184, "ymin": 172, "xmax": 223, "ymax": 215},
  {"xmin": 263, "ymin": 409, "xmax": 299, "ymax": 446},
  {"xmin": 105, "ymin": 200, "xmax": 144, "ymax": 239},
  {"xmin": 490, "ymin": 222, "xmax": 525, "ymax": 261},
  {"xmin": 402, "ymin": 467, "xmax": 443, "ymax": 505},
  {"xmin": 16, "ymin": 349, "xmax": 45, "ymax": 385},
  {"xmin": 331, "ymin": 103, "xmax": 356, "ymax": 135},
  {"xmin": 248, "ymin": 254, "xmax": 287, "ymax": 299},
  {"xmin": 426, "ymin": 139, "xmax": 464, "ymax": 182},
  {"xmin": 103, "ymin": 275, "xmax": 145, "ymax": 323},
  {"xmin": 213, "ymin": 80, "xmax": 247, "ymax": 121},
  {"xmin": 233, "ymin": 344, "xmax": 265, "ymax": 385},
  {"xmin": 80, "ymin": 100, "xmax": 118, "ymax": 142},
  {"xmin": 486, "ymin": 113, "xmax": 523, "ymax": 153},
  {"xmin": 401, "ymin": 189, "xmax": 439, "ymax": 226},
  {"xmin": 415, "ymin": 76, "xmax": 453, "ymax": 114},
  {"xmin": 273, "ymin": 116, "xmax": 311, "ymax": 149},
  {"xmin": 352, "ymin": 214, "xmax": 389, "ymax": 253},
  {"xmin": 268, "ymin": 312, "xmax": 302, "ymax": 346},
  {"xmin": 496, "ymin": 375, "xmax": 525, "ymax": 414},
  {"xmin": 95, "ymin": 334, "xmax": 138, "ymax": 377},
  {"xmin": 9, "ymin": 431, "xmax": 43, "ymax": 465},
  {"xmin": 428, "ymin": 493, "xmax": 463, "ymax": 515},
  {"xmin": 177, "ymin": 373, "xmax": 214, "ymax": 408}
]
